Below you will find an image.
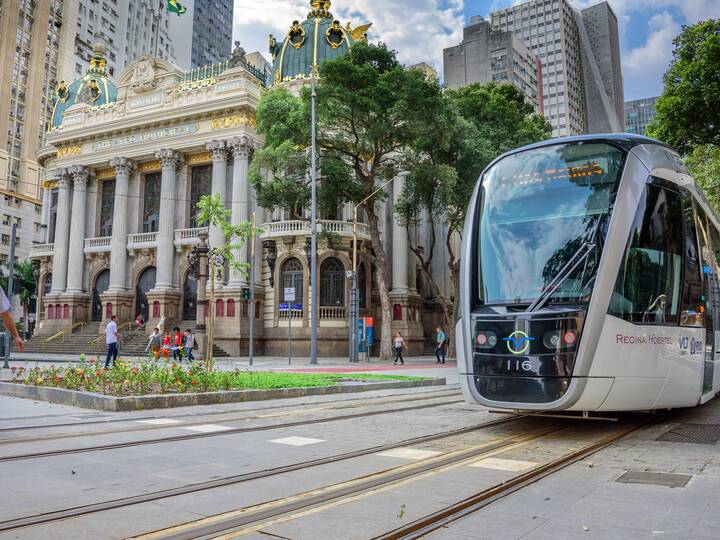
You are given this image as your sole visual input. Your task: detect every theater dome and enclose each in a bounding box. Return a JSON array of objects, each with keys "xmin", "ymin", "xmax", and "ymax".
[
  {"xmin": 51, "ymin": 41, "xmax": 118, "ymax": 129},
  {"xmin": 269, "ymin": 0, "xmax": 371, "ymax": 86}
]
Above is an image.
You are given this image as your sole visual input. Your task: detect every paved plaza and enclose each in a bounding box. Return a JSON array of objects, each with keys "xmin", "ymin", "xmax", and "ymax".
[{"xmin": 0, "ymin": 359, "xmax": 718, "ymax": 539}]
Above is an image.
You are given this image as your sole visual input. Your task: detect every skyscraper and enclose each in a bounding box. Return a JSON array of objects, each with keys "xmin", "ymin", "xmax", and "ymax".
[
  {"xmin": 625, "ymin": 97, "xmax": 659, "ymax": 135},
  {"xmin": 71, "ymin": 0, "xmax": 177, "ymax": 80},
  {"xmin": 0, "ymin": 0, "xmax": 74, "ymax": 264},
  {"xmin": 444, "ymin": 16, "xmax": 541, "ymax": 112},
  {"xmin": 166, "ymin": 0, "xmax": 234, "ymax": 69},
  {"xmin": 489, "ymin": 0, "xmax": 624, "ymax": 137},
  {"xmin": 578, "ymin": 2, "xmax": 624, "ymax": 133}
]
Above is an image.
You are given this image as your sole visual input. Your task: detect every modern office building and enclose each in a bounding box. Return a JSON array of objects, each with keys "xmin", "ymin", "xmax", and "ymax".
[
  {"xmin": 578, "ymin": 2, "xmax": 624, "ymax": 133},
  {"xmin": 444, "ymin": 16, "xmax": 541, "ymax": 112},
  {"xmin": 166, "ymin": 0, "xmax": 234, "ymax": 69},
  {"xmin": 409, "ymin": 62, "xmax": 439, "ymax": 80},
  {"xmin": 625, "ymin": 96, "xmax": 659, "ymax": 135},
  {"xmin": 72, "ymin": 0, "xmax": 178, "ymax": 80},
  {"xmin": 0, "ymin": 0, "xmax": 74, "ymax": 267},
  {"xmin": 489, "ymin": 0, "xmax": 624, "ymax": 137}
]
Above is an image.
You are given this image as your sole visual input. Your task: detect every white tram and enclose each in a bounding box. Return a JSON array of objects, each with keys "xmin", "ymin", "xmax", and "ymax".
[{"xmin": 457, "ymin": 135, "xmax": 720, "ymax": 412}]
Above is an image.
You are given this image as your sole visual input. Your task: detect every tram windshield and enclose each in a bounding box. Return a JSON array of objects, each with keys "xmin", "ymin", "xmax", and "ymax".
[{"xmin": 476, "ymin": 142, "xmax": 625, "ymax": 306}]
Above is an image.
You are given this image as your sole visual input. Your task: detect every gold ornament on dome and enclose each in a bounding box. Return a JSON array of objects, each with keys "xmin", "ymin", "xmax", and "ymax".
[
  {"xmin": 347, "ymin": 22, "xmax": 372, "ymax": 43},
  {"xmin": 289, "ymin": 21, "xmax": 306, "ymax": 49},
  {"xmin": 56, "ymin": 81, "xmax": 69, "ymax": 103},
  {"xmin": 326, "ymin": 20, "xmax": 345, "ymax": 49}
]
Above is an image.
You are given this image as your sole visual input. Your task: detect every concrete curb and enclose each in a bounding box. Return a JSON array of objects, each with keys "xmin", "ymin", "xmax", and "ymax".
[{"xmin": 0, "ymin": 378, "xmax": 446, "ymax": 411}]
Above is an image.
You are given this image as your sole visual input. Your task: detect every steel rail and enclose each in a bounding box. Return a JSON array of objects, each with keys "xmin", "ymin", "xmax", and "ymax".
[
  {"xmin": 130, "ymin": 424, "xmax": 561, "ymax": 540},
  {"xmin": 0, "ymin": 389, "xmax": 462, "ymax": 441},
  {"xmin": 0, "ymin": 415, "xmax": 528, "ymax": 533},
  {"xmin": 373, "ymin": 415, "xmax": 667, "ymax": 540},
  {"xmin": 0, "ymin": 398, "xmax": 467, "ymax": 463}
]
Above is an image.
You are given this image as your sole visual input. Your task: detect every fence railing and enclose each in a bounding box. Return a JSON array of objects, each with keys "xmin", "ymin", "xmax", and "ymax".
[
  {"xmin": 30, "ymin": 243, "xmax": 54, "ymax": 258},
  {"xmin": 319, "ymin": 306, "xmax": 347, "ymax": 320},
  {"xmin": 278, "ymin": 308, "xmax": 304, "ymax": 320},
  {"xmin": 127, "ymin": 232, "xmax": 158, "ymax": 250},
  {"xmin": 84, "ymin": 236, "xmax": 112, "ymax": 252},
  {"xmin": 262, "ymin": 220, "xmax": 371, "ymax": 239}
]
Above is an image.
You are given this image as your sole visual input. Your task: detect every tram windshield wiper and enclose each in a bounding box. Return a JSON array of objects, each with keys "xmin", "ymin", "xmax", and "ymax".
[{"xmin": 526, "ymin": 214, "xmax": 606, "ymax": 313}]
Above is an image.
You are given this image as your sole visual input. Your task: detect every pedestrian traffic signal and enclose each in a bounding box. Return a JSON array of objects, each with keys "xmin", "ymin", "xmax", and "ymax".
[{"xmin": 242, "ymin": 288, "xmax": 251, "ymax": 302}]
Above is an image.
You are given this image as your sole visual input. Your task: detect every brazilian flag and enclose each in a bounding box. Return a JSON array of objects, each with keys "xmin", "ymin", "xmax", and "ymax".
[{"xmin": 167, "ymin": 0, "xmax": 187, "ymax": 16}]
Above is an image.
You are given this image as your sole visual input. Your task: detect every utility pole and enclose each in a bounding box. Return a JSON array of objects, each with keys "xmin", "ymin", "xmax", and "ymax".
[
  {"xmin": 3, "ymin": 223, "xmax": 17, "ymax": 368},
  {"xmin": 310, "ymin": 65, "xmax": 318, "ymax": 364}
]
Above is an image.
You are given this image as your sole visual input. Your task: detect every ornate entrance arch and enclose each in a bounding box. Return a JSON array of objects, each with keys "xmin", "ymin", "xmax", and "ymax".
[
  {"xmin": 91, "ymin": 270, "xmax": 110, "ymax": 322},
  {"xmin": 182, "ymin": 270, "xmax": 198, "ymax": 321},
  {"xmin": 135, "ymin": 267, "xmax": 156, "ymax": 320}
]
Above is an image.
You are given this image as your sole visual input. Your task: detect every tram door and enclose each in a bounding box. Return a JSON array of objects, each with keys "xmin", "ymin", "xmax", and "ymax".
[{"xmin": 693, "ymin": 204, "xmax": 718, "ymax": 395}]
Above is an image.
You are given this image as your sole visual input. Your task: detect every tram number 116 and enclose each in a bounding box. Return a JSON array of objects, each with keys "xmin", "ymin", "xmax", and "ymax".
[{"xmin": 507, "ymin": 359, "xmax": 533, "ymax": 372}]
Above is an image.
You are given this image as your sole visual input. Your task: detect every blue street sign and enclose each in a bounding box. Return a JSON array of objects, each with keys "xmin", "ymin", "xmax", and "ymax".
[
  {"xmin": 279, "ymin": 303, "xmax": 289, "ymax": 311},
  {"xmin": 292, "ymin": 303, "xmax": 303, "ymax": 311},
  {"xmin": 366, "ymin": 326, "xmax": 374, "ymax": 346}
]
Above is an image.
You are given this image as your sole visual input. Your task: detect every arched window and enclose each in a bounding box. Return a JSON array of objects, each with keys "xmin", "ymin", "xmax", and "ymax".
[
  {"xmin": 47, "ymin": 304, "xmax": 54, "ymax": 319},
  {"xmin": 358, "ymin": 263, "xmax": 367, "ymax": 309},
  {"xmin": 136, "ymin": 267, "xmax": 157, "ymax": 320},
  {"xmin": 281, "ymin": 258, "xmax": 304, "ymax": 304},
  {"xmin": 216, "ymin": 299, "xmax": 224, "ymax": 317},
  {"xmin": 320, "ymin": 258, "xmax": 345, "ymax": 307},
  {"xmin": 227, "ymin": 299, "xmax": 236, "ymax": 318},
  {"xmin": 92, "ymin": 270, "xmax": 110, "ymax": 322}
]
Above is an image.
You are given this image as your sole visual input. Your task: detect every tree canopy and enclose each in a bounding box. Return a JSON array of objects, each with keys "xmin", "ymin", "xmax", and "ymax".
[{"xmin": 648, "ymin": 19, "xmax": 720, "ymax": 152}]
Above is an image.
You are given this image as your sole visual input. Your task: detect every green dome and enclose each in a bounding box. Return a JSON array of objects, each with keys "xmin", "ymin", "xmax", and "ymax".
[
  {"xmin": 51, "ymin": 43, "xmax": 118, "ymax": 129},
  {"xmin": 270, "ymin": 1, "xmax": 371, "ymax": 85}
]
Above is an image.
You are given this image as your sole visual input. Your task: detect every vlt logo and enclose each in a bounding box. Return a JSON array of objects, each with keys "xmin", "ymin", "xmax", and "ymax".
[{"xmin": 504, "ymin": 331, "xmax": 535, "ymax": 355}]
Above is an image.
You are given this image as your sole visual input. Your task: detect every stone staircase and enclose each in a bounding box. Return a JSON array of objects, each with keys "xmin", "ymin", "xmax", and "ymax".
[{"xmin": 24, "ymin": 322, "xmax": 230, "ymax": 359}]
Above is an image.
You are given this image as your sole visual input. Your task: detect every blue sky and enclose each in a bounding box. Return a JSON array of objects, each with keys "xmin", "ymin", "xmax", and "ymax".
[{"xmin": 234, "ymin": 0, "xmax": 720, "ymax": 102}]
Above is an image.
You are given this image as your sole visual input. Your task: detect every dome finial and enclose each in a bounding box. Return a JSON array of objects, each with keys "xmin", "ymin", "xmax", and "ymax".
[
  {"xmin": 308, "ymin": 0, "xmax": 332, "ymax": 19},
  {"xmin": 88, "ymin": 32, "xmax": 108, "ymax": 75}
]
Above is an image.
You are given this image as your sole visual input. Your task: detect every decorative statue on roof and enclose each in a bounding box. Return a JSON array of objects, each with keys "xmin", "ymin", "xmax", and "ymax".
[
  {"xmin": 130, "ymin": 54, "xmax": 157, "ymax": 93},
  {"xmin": 229, "ymin": 41, "xmax": 247, "ymax": 68},
  {"xmin": 269, "ymin": 34, "xmax": 278, "ymax": 60}
]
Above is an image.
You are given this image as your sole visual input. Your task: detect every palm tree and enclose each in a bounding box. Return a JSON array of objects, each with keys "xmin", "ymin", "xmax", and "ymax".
[{"xmin": 13, "ymin": 261, "xmax": 36, "ymax": 337}]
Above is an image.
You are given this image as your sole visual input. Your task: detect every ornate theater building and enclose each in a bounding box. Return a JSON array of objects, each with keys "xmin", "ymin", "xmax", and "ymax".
[{"xmin": 30, "ymin": 1, "xmax": 450, "ymax": 356}]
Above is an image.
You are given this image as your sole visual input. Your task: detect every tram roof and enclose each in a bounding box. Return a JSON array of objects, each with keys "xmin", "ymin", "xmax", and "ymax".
[{"xmin": 506, "ymin": 133, "xmax": 671, "ymax": 156}]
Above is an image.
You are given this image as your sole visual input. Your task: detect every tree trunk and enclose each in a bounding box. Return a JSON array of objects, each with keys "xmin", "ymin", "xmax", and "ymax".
[
  {"xmin": 446, "ymin": 230, "xmax": 462, "ymax": 359},
  {"xmin": 366, "ymin": 206, "xmax": 393, "ymax": 361}
]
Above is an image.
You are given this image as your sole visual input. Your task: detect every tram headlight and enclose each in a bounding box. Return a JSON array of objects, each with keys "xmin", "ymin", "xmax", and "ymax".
[
  {"xmin": 475, "ymin": 331, "xmax": 497, "ymax": 349},
  {"xmin": 543, "ymin": 330, "xmax": 578, "ymax": 350}
]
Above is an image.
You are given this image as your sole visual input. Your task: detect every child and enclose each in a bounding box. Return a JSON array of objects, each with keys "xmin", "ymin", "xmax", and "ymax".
[{"xmin": 149, "ymin": 327, "xmax": 161, "ymax": 354}]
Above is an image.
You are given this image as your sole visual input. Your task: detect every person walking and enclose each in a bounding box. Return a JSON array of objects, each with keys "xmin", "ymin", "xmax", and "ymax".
[
  {"xmin": 104, "ymin": 315, "xmax": 119, "ymax": 368},
  {"xmin": 0, "ymin": 285, "xmax": 24, "ymax": 352},
  {"xmin": 435, "ymin": 326, "xmax": 447, "ymax": 364},
  {"xmin": 184, "ymin": 329, "xmax": 195, "ymax": 362},
  {"xmin": 393, "ymin": 332, "xmax": 407, "ymax": 365}
]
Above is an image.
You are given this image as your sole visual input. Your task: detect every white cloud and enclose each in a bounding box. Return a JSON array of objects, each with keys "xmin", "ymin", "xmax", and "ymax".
[
  {"xmin": 232, "ymin": 0, "xmax": 465, "ymax": 74},
  {"xmin": 622, "ymin": 11, "xmax": 681, "ymax": 99}
]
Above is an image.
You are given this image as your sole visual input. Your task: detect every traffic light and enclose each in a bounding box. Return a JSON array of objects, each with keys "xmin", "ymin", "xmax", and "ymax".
[{"xmin": 242, "ymin": 288, "xmax": 251, "ymax": 302}]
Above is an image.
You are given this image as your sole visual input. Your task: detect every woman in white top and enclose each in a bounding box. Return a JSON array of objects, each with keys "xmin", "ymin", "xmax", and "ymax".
[{"xmin": 393, "ymin": 332, "xmax": 407, "ymax": 365}]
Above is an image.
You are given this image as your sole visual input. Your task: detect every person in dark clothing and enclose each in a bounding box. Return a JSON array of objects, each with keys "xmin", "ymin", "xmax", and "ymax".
[{"xmin": 393, "ymin": 332, "xmax": 407, "ymax": 365}]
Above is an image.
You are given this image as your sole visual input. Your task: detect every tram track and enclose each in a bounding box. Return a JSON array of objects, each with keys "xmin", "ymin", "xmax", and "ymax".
[
  {"xmin": 0, "ymin": 396, "xmax": 466, "ymax": 463},
  {"xmin": 373, "ymin": 414, "xmax": 668, "ymax": 540},
  {"xmin": 0, "ymin": 414, "xmax": 527, "ymax": 533},
  {"xmin": 0, "ymin": 387, "xmax": 461, "ymax": 434},
  {"xmin": 124, "ymin": 415, "xmax": 661, "ymax": 540},
  {"xmin": 0, "ymin": 389, "xmax": 462, "ymax": 446}
]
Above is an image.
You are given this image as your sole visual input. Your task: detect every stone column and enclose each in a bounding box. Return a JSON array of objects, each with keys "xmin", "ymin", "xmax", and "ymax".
[
  {"xmin": 65, "ymin": 166, "xmax": 90, "ymax": 293},
  {"xmin": 227, "ymin": 136, "xmax": 253, "ymax": 288},
  {"xmin": 206, "ymin": 140, "xmax": 227, "ymax": 251},
  {"xmin": 154, "ymin": 149, "xmax": 182, "ymax": 290},
  {"xmin": 107, "ymin": 158, "xmax": 134, "ymax": 292},
  {"xmin": 40, "ymin": 187, "xmax": 51, "ymax": 241},
  {"xmin": 391, "ymin": 173, "xmax": 409, "ymax": 294},
  {"xmin": 50, "ymin": 169, "xmax": 72, "ymax": 294}
]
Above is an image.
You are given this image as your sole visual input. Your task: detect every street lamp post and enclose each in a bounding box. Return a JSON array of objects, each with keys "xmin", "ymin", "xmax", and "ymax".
[
  {"xmin": 187, "ymin": 232, "xmax": 209, "ymax": 361},
  {"xmin": 310, "ymin": 65, "xmax": 318, "ymax": 364},
  {"xmin": 349, "ymin": 177, "xmax": 396, "ymax": 363},
  {"xmin": 248, "ymin": 212, "xmax": 256, "ymax": 366}
]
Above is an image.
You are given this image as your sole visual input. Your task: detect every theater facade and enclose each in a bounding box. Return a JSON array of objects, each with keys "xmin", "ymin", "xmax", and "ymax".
[{"xmin": 31, "ymin": 1, "xmax": 446, "ymax": 356}]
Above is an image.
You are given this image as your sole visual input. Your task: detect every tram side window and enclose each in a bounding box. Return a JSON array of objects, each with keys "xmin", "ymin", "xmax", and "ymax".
[
  {"xmin": 708, "ymin": 224, "xmax": 720, "ymax": 332},
  {"xmin": 681, "ymin": 199, "xmax": 704, "ymax": 327},
  {"xmin": 609, "ymin": 185, "xmax": 683, "ymax": 325}
]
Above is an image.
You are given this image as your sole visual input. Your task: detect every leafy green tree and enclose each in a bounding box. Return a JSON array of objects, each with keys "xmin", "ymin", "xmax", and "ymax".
[
  {"xmin": 397, "ymin": 82, "xmax": 551, "ymax": 332},
  {"xmin": 686, "ymin": 145, "xmax": 720, "ymax": 213},
  {"xmin": 251, "ymin": 43, "xmax": 450, "ymax": 360},
  {"xmin": 648, "ymin": 19, "xmax": 720, "ymax": 152},
  {"xmin": 0, "ymin": 260, "xmax": 36, "ymax": 335}
]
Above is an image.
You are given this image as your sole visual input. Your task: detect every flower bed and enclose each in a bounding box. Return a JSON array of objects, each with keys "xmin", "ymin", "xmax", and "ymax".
[{"xmin": 9, "ymin": 357, "xmax": 426, "ymax": 397}]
